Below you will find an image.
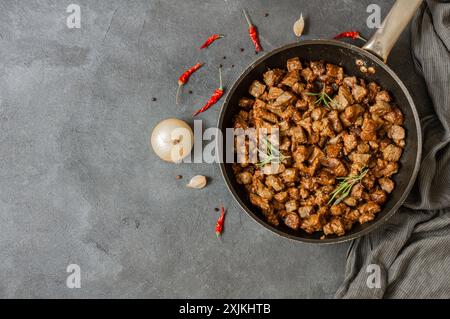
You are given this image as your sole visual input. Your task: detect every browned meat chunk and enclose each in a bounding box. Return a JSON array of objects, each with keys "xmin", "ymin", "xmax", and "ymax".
[
  {"xmin": 388, "ymin": 125, "xmax": 405, "ymax": 141},
  {"xmin": 343, "ymin": 76, "xmax": 357, "ymax": 88},
  {"xmin": 381, "ymin": 162, "xmax": 399, "ymax": 177},
  {"xmin": 352, "ymin": 84, "xmax": 368, "ymax": 102},
  {"xmin": 343, "ymin": 197, "xmax": 357, "ymax": 207},
  {"xmin": 273, "ymin": 91, "xmax": 295, "ymax": 108},
  {"xmin": 357, "ymin": 142, "xmax": 370, "ymax": 153},
  {"xmin": 284, "ymin": 213, "xmax": 300, "ymax": 230},
  {"xmin": 379, "ymin": 177, "xmax": 395, "ymax": 193},
  {"xmin": 280, "ymin": 136, "xmax": 291, "ymax": 151},
  {"xmin": 384, "ymin": 107, "xmax": 404, "ymax": 125},
  {"xmin": 359, "ymin": 202, "xmax": 380, "ymax": 215},
  {"xmin": 376, "ymin": 90, "xmax": 391, "ymax": 103},
  {"xmin": 239, "ymin": 97, "xmax": 254, "ymax": 109},
  {"xmin": 287, "ymin": 57, "xmax": 302, "ymax": 72},
  {"xmin": 267, "ymin": 87, "xmax": 284, "ymax": 100},
  {"xmin": 281, "ymin": 168, "xmax": 298, "ymax": 183},
  {"xmin": 262, "ymin": 209, "xmax": 280, "ymax": 226},
  {"xmin": 254, "ymin": 106, "xmax": 278, "ymax": 124},
  {"xmin": 253, "ymin": 98, "xmax": 266, "ymax": 110},
  {"xmin": 237, "ymin": 171, "xmax": 252, "ymax": 184},
  {"xmin": 370, "ymin": 100, "xmax": 391, "ymax": 116},
  {"xmin": 289, "ymin": 126, "xmax": 307, "ymax": 144},
  {"xmin": 310, "ymin": 61, "xmax": 326, "ymax": 76},
  {"xmin": 254, "ymin": 180, "xmax": 274, "ymax": 200},
  {"xmin": 382, "ymin": 144, "xmax": 402, "ymax": 161},
  {"xmin": 367, "ymin": 82, "xmax": 380, "ymax": 102},
  {"xmin": 249, "ymin": 80, "xmax": 266, "ymax": 98},
  {"xmin": 349, "ymin": 153, "xmax": 371, "ymax": 166},
  {"xmin": 328, "ymin": 110, "xmax": 343, "ymax": 133},
  {"xmin": 362, "ymin": 173, "xmax": 376, "ymax": 190},
  {"xmin": 326, "ymin": 144, "xmax": 341, "ymax": 158},
  {"xmin": 265, "ymin": 175, "xmax": 284, "ymax": 192},
  {"xmin": 330, "ymin": 203, "xmax": 350, "ymax": 216},
  {"xmin": 298, "ymin": 206, "xmax": 314, "ymax": 218},
  {"xmin": 323, "ymin": 218, "xmax": 345, "ymax": 236},
  {"xmin": 299, "ymin": 188, "xmax": 309, "ymax": 199},
  {"xmin": 293, "ymin": 145, "xmax": 310, "ymax": 164},
  {"xmin": 281, "ymin": 70, "xmax": 299, "ymax": 87},
  {"xmin": 334, "ymin": 85, "xmax": 354, "ymax": 110},
  {"xmin": 262, "ymin": 163, "xmax": 286, "ymax": 175},
  {"xmin": 340, "ymin": 104, "xmax": 365, "ymax": 126},
  {"xmin": 345, "ymin": 209, "xmax": 360, "ymax": 224},
  {"xmin": 292, "ymin": 82, "xmax": 305, "ymax": 95},
  {"xmin": 358, "ymin": 202, "xmax": 380, "ymax": 224},
  {"xmin": 287, "ymin": 187, "xmax": 300, "ymax": 200},
  {"xmin": 285, "ymin": 200, "xmax": 298, "ymax": 213},
  {"xmin": 351, "ymin": 183, "xmax": 364, "ymax": 198},
  {"xmin": 343, "ymin": 132, "xmax": 358, "ymax": 153},
  {"xmin": 263, "ymin": 69, "xmax": 284, "ymax": 87},
  {"xmin": 326, "ymin": 64, "xmax": 344, "ymax": 83},
  {"xmin": 250, "ymin": 193, "xmax": 270, "ymax": 211},
  {"xmin": 361, "ymin": 117, "xmax": 378, "ymax": 141},
  {"xmin": 301, "ymin": 67, "xmax": 316, "ymax": 82},
  {"xmin": 371, "ymin": 188, "xmax": 387, "ymax": 205},
  {"xmin": 359, "ymin": 212, "xmax": 375, "ymax": 224},
  {"xmin": 309, "ymin": 146, "xmax": 325, "ymax": 163},
  {"xmin": 274, "ymin": 191, "xmax": 289, "ymax": 203},
  {"xmin": 317, "ymin": 170, "xmax": 335, "ymax": 186},
  {"xmin": 321, "ymin": 158, "xmax": 347, "ymax": 177},
  {"xmin": 301, "ymin": 214, "xmax": 325, "ymax": 233}
]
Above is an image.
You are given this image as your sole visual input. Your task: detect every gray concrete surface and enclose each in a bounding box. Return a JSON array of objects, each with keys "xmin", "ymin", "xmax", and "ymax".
[{"xmin": 0, "ymin": 0, "xmax": 429, "ymax": 298}]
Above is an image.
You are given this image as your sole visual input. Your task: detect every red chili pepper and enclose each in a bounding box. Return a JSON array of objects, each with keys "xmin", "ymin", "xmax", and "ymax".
[
  {"xmin": 176, "ymin": 62, "xmax": 203, "ymax": 104},
  {"xmin": 215, "ymin": 205, "xmax": 226, "ymax": 238},
  {"xmin": 200, "ymin": 34, "xmax": 224, "ymax": 49},
  {"xmin": 334, "ymin": 31, "xmax": 366, "ymax": 41},
  {"xmin": 243, "ymin": 9, "xmax": 262, "ymax": 52},
  {"xmin": 193, "ymin": 67, "xmax": 224, "ymax": 116}
]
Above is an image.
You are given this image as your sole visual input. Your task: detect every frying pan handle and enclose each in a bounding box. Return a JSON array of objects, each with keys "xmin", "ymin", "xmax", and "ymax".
[{"xmin": 362, "ymin": 0, "xmax": 423, "ymax": 62}]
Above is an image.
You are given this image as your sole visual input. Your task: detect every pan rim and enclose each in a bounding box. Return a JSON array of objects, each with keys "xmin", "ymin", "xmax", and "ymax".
[{"xmin": 217, "ymin": 39, "xmax": 422, "ymax": 245}]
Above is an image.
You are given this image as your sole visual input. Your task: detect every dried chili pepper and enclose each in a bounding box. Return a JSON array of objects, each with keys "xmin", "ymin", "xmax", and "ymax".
[
  {"xmin": 243, "ymin": 9, "xmax": 262, "ymax": 52},
  {"xmin": 200, "ymin": 34, "xmax": 224, "ymax": 49},
  {"xmin": 334, "ymin": 31, "xmax": 366, "ymax": 41},
  {"xmin": 193, "ymin": 67, "xmax": 224, "ymax": 116},
  {"xmin": 176, "ymin": 62, "xmax": 203, "ymax": 104},
  {"xmin": 215, "ymin": 205, "xmax": 225, "ymax": 238}
]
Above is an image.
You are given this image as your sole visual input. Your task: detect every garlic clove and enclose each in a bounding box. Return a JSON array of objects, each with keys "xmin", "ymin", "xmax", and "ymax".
[
  {"xmin": 293, "ymin": 13, "xmax": 305, "ymax": 37},
  {"xmin": 186, "ymin": 175, "xmax": 207, "ymax": 189}
]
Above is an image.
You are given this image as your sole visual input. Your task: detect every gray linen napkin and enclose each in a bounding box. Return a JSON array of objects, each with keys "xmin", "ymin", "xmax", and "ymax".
[{"xmin": 335, "ymin": 0, "xmax": 450, "ymax": 299}]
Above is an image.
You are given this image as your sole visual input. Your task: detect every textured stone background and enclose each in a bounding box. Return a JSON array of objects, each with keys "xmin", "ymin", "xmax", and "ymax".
[{"xmin": 0, "ymin": 0, "xmax": 428, "ymax": 298}]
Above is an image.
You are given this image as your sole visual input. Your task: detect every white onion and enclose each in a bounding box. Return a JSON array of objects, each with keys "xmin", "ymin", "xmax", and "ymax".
[{"xmin": 150, "ymin": 118, "xmax": 193, "ymax": 163}]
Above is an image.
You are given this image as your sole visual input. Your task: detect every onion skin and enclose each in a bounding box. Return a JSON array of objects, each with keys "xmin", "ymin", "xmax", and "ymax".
[{"xmin": 150, "ymin": 118, "xmax": 194, "ymax": 163}]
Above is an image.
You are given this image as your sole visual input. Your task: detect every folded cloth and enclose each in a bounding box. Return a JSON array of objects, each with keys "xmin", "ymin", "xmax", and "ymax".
[{"xmin": 335, "ymin": 0, "xmax": 450, "ymax": 299}]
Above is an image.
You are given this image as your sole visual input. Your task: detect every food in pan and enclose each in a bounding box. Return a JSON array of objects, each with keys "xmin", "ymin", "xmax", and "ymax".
[{"xmin": 231, "ymin": 57, "xmax": 405, "ymax": 237}]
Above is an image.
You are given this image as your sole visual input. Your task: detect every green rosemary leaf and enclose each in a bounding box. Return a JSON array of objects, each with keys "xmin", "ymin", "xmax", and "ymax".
[
  {"xmin": 256, "ymin": 138, "xmax": 290, "ymax": 167},
  {"xmin": 328, "ymin": 168, "xmax": 368, "ymax": 206}
]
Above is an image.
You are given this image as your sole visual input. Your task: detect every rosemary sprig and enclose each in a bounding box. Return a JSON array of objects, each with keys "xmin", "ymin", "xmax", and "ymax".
[
  {"xmin": 305, "ymin": 90, "xmax": 338, "ymax": 109},
  {"xmin": 256, "ymin": 138, "xmax": 290, "ymax": 167},
  {"xmin": 328, "ymin": 168, "xmax": 368, "ymax": 205}
]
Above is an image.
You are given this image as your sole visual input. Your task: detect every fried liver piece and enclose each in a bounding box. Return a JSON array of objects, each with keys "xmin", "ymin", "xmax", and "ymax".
[{"xmin": 233, "ymin": 58, "xmax": 405, "ymax": 237}]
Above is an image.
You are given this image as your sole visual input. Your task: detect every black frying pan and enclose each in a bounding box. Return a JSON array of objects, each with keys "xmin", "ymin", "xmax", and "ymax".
[{"xmin": 218, "ymin": 0, "xmax": 423, "ymax": 244}]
